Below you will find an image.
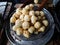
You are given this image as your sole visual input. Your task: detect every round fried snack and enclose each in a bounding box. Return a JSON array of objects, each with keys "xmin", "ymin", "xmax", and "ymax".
[
  {"xmin": 29, "ymin": 10, "xmax": 35, "ymax": 16},
  {"xmin": 42, "ymin": 20, "xmax": 48, "ymax": 26},
  {"xmin": 40, "ymin": 11, "xmax": 44, "ymax": 17},
  {"xmin": 38, "ymin": 26, "xmax": 45, "ymax": 32},
  {"xmin": 15, "ymin": 19, "xmax": 22, "ymax": 27},
  {"xmin": 31, "ymin": 15, "xmax": 37, "ymax": 24},
  {"xmin": 34, "ymin": 31, "xmax": 39, "ymax": 34},
  {"xmin": 12, "ymin": 25, "xmax": 19, "ymax": 31},
  {"xmin": 16, "ymin": 28, "xmax": 23, "ymax": 35},
  {"xmin": 19, "ymin": 14, "xmax": 24, "ymax": 21},
  {"xmin": 22, "ymin": 21, "xmax": 30, "ymax": 29},
  {"xmin": 24, "ymin": 15, "xmax": 30, "ymax": 21},
  {"xmin": 34, "ymin": 22, "xmax": 41, "ymax": 29},
  {"xmin": 25, "ymin": 5, "xmax": 30, "ymax": 10},
  {"xmin": 15, "ymin": 8, "xmax": 22, "ymax": 15},
  {"xmin": 23, "ymin": 30, "xmax": 30, "ymax": 38},
  {"xmin": 22, "ymin": 8, "xmax": 29, "ymax": 15},
  {"xmin": 16, "ymin": 8, "xmax": 22, "ymax": 12},
  {"xmin": 28, "ymin": 26, "xmax": 35, "ymax": 34},
  {"xmin": 35, "ymin": 11, "xmax": 40, "ymax": 16},
  {"xmin": 34, "ymin": 0, "xmax": 38, "ymax": 4},
  {"xmin": 12, "ymin": 13, "xmax": 20, "ymax": 18},
  {"xmin": 29, "ymin": 4, "xmax": 34, "ymax": 10},
  {"xmin": 10, "ymin": 16, "xmax": 16, "ymax": 23}
]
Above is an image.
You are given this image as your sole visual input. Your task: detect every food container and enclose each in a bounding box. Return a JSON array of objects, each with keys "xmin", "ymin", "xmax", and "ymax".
[{"xmin": 6, "ymin": 8, "xmax": 55, "ymax": 45}]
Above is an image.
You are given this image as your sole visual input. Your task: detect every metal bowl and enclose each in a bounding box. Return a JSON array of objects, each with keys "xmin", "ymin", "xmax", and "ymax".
[
  {"xmin": 6, "ymin": 8, "xmax": 55, "ymax": 45},
  {"xmin": 10, "ymin": 7, "xmax": 53, "ymax": 40}
]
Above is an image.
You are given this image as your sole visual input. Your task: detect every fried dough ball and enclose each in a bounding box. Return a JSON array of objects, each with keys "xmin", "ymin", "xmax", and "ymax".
[
  {"xmin": 29, "ymin": 4, "xmax": 34, "ymax": 8},
  {"xmin": 28, "ymin": 26, "xmax": 35, "ymax": 34},
  {"xmin": 42, "ymin": 20, "xmax": 48, "ymax": 26},
  {"xmin": 12, "ymin": 13, "xmax": 20, "ymax": 18},
  {"xmin": 10, "ymin": 16, "xmax": 16, "ymax": 23},
  {"xmin": 12, "ymin": 25, "xmax": 19, "ymax": 31},
  {"xmin": 29, "ymin": 4, "xmax": 34, "ymax": 10},
  {"xmin": 34, "ymin": 31, "xmax": 38, "ymax": 34},
  {"xmin": 23, "ymin": 30, "xmax": 30, "ymax": 38},
  {"xmin": 31, "ymin": 15, "xmax": 37, "ymax": 24},
  {"xmin": 16, "ymin": 28, "xmax": 23, "ymax": 35},
  {"xmin": 25, "ymin": 5, "xmax": 30, "ymax": 10},
  {"xmin": 42, "ymin": 16, "xmax": 46, "ymax": 19},
  {"xmin": 22, "ymin": 21, "xmax": 30, "ymax": 29},
  {"xmin": 40, "ymin": 11, "xmax": 44, "ymax": 16},
  {"xmin": 38, "ymin": 16, "xmax": 41, "ymax": 20},
  {"xmin": 22, "ymin": 8, "xmax": 29, "ymax": 15},
  {"xmin": 34, "ymin": 22, "xmax": 41, "ymax": 29},
  {"xmin": 24, "ymin": 15, "xmax": 30, "ymax": 21},
  {"xmin": 34, "ymin": 0, "xmax": 38, "ymax": 4},
  {"xmin": 16, "ymin": 8, "xmax": 22, "ymax": 12},
  {"xmin": 15, "ymin": 19, "xmax": 22, "ymax": 27},
  {"xmin": 15, "ymin": 8, "xmax": 22, "ymax": 15},
  {"xmin": 15, "ymin": 11, "xmax": 21, "ymax": 16},
  {"xmin": 38, "ymin": 26, "xmax": 45, "ymax": 32},
  {"xmin": 35, "ymin": 11, "xmax": 40, "ymax": 16},
  {"xmin": 29, "ymin": 10, "xmax": 35, "ymax": 16},
  {"xmin": 19, "ymin": 14, "xmax": 24, "ymax": 21}
]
